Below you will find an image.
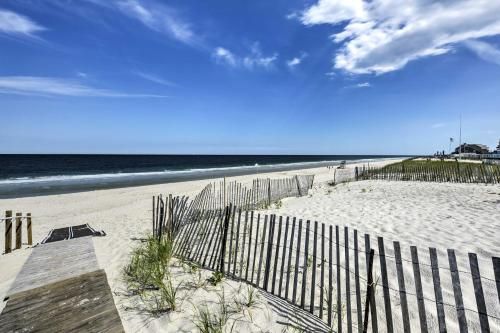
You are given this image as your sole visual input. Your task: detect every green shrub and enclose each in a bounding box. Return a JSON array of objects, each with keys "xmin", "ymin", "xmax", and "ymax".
[
  {"xmin": 123, "ymin": 235, "xmax": 179, "ymax": 315},
  {"xmin": 123, "ymin": 235, "xmax": 174, "ymax": 291},
  {"xmin": 208, "ymin": 271, "xmax": 224, "ymax": 286},
  {"xmin": 193, "ymin": 291, "xmax": 232, "ymax": 333}
]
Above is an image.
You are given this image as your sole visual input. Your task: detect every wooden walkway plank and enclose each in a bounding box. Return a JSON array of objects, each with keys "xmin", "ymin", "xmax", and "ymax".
[
  {"xmin": 7, "ymin": 236, "xmax": 99, "ymax": 298},
  {"xmin": 0, "ymin": 270, "xmax": 124, "ymax": 333}
]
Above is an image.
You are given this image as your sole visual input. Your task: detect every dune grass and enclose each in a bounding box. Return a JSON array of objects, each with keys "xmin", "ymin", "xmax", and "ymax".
[
  {"xmin": 123, "ymin": 235, "xmax": 180, "ymax": 314},
  {"xmin": 359, "ymin": 159, "xmax": 500, "ymax": 183}
]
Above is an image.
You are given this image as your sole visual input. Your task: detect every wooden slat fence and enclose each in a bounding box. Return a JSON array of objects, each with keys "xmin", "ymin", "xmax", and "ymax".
[
  {"xmin": 165, "ymin": 204, "xmax": 500, "ymax": 332},
  {"xmin": 356, "ymin": 162, "xmax": 500, "ymax": 184},
  {"xmin": 3, "ymin": 211, "xmax": 33, "ymax": 254},
  {"xmin": 152, "ymin": 175, "xmax": 314, "ymax": 238},
  {"xmin": 193, "ymin": 175, "xmax": 315, "ymax": 211}
]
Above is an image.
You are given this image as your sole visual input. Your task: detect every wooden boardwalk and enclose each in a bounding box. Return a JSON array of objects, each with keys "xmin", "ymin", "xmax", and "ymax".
[
  {"xmin": 1, "ymin": 236, "xmax": 124, "ymax": 332},
  {"xmin": 6, "ymin": 236, "xmax": 99, "ymax": 297}
]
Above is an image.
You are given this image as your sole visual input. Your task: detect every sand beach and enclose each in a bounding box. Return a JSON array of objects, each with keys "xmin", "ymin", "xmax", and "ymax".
[{"xmin": 1, "ymin": 158, "xmax": 499, "ymax": 332}]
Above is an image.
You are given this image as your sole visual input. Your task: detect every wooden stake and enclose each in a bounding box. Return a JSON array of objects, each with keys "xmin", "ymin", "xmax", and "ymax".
[
  {"xmin": 5, "ymin": 210, "xmax": 12, "ymax": 254},
  {"xmin": 27, "ymin": 213, "xmax": 32, "ymax": 246},
  {"xmin": 219, "ymin": 205, "xmax": 231, "ymax": 274},
  {"xmin": 363, "ymin": 249, "xmax": 375, "ymax": 333},
  {"xmin": 223, "ymin": 177, "xmax": 226, "ymax": 207},
  {"xmin": 15, "ymin": 212, "xmax": 22, "ymax": 249}
]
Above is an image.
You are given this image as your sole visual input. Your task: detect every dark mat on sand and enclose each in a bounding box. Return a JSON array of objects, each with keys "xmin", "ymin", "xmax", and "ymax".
[{"xmin": 42, "ymin": 224, "xmax": 106, "ymax": 244}]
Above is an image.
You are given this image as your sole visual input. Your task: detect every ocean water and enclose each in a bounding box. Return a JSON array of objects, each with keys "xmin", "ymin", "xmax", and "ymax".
[{"xmin": 0, "ymin": 154, "xmax": 403, "ymax": 198}]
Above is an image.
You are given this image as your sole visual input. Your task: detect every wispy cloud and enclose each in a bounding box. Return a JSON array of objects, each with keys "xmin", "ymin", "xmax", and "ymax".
[
  {"xmin": 287, "ymin": 52, "xmax": 308, "ymax": 69},
  {"xmin": 464, "ymin": 40, "xmax": 500, "ymax": 66},
  {"xmin": 213, "ymin": 42, "xmax": 278, "ymax": 70},
  {"xmin": 10, "ymin": 0, "xmax": 198, "ymax": 46},
  {"xmin": 0, "ymin": 9, "xmax": 46, "ymax": 37},
  {"xmin": 299, "ymin": 0, "xmax": 500, "ymax": 74},
  {"xmin": 115, "ymin": 0, "xmax": 195, "ymax": 45},
  {"xmin": 213, "ymin": 47, "xmax": 237, "ymax": 67},
  {"xmin": 431, "ymin": 123, "xmax": 446, "ymax": 129},
  {"xmin": 134, "ymin": 71, "xmax": 177, "ymax": 86},
  {"xmin": 356, "ymin": 82, "xmax": 370, "ymax": 88},
  {"xmin": 0, "ymin": 76, "xmax": 167, "ymax": 98}
]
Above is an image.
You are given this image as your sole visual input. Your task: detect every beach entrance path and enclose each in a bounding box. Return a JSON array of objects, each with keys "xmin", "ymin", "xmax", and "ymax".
[{"xmin": 0, "ymin": 236, "xmax": 124, "ymax": 332}]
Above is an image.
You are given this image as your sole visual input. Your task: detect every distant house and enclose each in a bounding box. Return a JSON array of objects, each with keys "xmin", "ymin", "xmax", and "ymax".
[
  {"xmin": 495, "ymin": 140, "xmax": 500, "ymax": 154},
  {"xmin": 454, "ymin": 143, "xmax": 489, "ymax": 154}
]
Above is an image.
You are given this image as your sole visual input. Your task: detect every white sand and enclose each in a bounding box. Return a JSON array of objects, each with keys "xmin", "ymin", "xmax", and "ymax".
[
  {"xmin": 1, "ymin": 158, "xmax": 499, "ymax": 332},
  {"xmin": 262, "ymin": 179, "xmax": 500, "ymax": 332}
]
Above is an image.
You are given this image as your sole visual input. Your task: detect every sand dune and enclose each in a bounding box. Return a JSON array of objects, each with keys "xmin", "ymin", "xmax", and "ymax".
[{"xmin": 1, "ymin": 159, "xmax": 498, "ymax": 332}]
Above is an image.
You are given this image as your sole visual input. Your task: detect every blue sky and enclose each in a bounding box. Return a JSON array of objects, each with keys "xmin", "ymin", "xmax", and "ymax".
[{"xmin": 1, "ymin": 0, "xmax": 499, "ymax": 155}]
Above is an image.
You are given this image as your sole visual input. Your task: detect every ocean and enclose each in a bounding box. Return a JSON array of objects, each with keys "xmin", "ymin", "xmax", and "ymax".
[{"xmin": 0, "ymin": 154, "xmax": 403, "ymax": 198}]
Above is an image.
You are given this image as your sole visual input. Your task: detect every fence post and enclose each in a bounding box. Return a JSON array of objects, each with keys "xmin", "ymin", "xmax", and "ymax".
[
  {"xmin": 15, "ymin": 213, "xmax": 22, "ymax": 249},
  {"xmin": 363, "ymin": 249, "xmax": 375, "ymax": 333},
  {"xmin": 295, "ymin": 175, "xmax": 302, "ymax": 196},
  {"xmin": 219, "ymin": 205, "xmax": 231, "ymax": 274},
  {"xmin": 469, "ymin": 253, "xmax": 490, "ymax": 332},
  {"xmin": 168, "ymin": 194, "xmax": 173, "ymax": 239},
  {"xmin": 493, "ymin": 257, "xmax": 500, "ymax": 305},
  {"xmin": 152, "ymin": 196, "xmax": 155, "ymax": 238},
  {"xmin": 267, "ymin": 178, "xmax": 271, "ymax": 206},
  {"xmin": 355, "ymin": 166, "xmax": 358, "ymax": 181},
  {"xmin": 223, "ymin": 177, "xmax": 227, "ymax": 207},
  {"xmin": 158, "ymin": 196, "xmax": 164, "ymax": 242},
  {"xmin": 27, "ymin": 213, "xmax": 32, "ymax": 246},
  {"xmin": 4, "ymin": 210, "xmax": 12, "ymax": 254}
]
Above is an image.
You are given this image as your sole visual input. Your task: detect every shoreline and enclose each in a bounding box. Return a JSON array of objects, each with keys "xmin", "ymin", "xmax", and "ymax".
[
  {"xmin": 0, "ymin": 157, "xmax": 404, "ymax": 198},
  {"xmin": 2, "ymin": 158, "xmax": 498, "ymax": 332},
  {"xmin": 0, "ymin": 158, "xmax": 401, "ymax": 314}
]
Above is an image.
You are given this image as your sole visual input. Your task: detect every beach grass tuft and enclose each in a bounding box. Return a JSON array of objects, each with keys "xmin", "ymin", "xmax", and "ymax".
[{"xmin": 123, "ymin": 234, "xmax": 179, "ymax": 314}]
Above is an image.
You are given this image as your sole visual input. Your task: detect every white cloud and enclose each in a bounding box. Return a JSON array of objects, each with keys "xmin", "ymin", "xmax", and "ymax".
[
  {"xmin": 243, "ymin": 43, "xmax": 278, "ymax": 70},
  {"xmin": 116, "ymin": 0, "xmax": 195, "ymax": 44},
  {"xmin": 431, "ymin": 123, "xmax": 446, "ymax": 129},
  {"xmin": 344, "ymin": 81, "xmax": 371, "ymax": 89},
  {"xmin": 20, "ymin": 0, "xmax": 197, "ymax": 45},
  {"xmin": 0, "ymin": 76, "xmax": 167, "ymax": 98},
  {"xmin": 213, "ymin": 47, "xmax": 237, "ymax": 67},
  {"xmin": 300, "ymin": 0, "xmax": 500, "ymax": 74},
  {"xmin": 0, "ymin": 9, "xmax": 45, "ymax": 36},
  {"xmin": 287, "ymin": 57, "xmax": 301, "ymax": 67},
  {"xmin": 243, "ymin": 54, "xmax": 277, "ymax": 70},
  {"xmin": 302, "ymin": 0, "xmax": 366, "ymax": 25},
  {"xmin": 356, "ymin": 82, "xmax": 370, "ymax": 88},
  {"xmin": 464, "ymin": 40, "xmax": 500, "ymax": 66},
  {"xmin": 134, "ymin": 71, "xmax": 177, "ymax": 86},
  {"xmin": 213, "ymin": 43, "xmax": 278, "ymax": 70},
  {"xmin": 287, "ymin": 52, "xmax": 308, "ymax": 69}
]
